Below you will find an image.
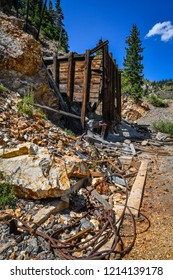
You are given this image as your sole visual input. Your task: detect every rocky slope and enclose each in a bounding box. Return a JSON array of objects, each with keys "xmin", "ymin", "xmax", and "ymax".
[{"xmin": 0, "ymin": 12, "xmax": 60, "ymax": 124}]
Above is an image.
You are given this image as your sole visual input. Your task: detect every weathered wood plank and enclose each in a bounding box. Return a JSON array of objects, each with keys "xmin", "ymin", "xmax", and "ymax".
[
  {"xmin": 116, "ymin": 69, "xmax": 121, "ymax": 120},
  {"xmin": 81, "ymin": 50, "xmax": 91, "ymax": 128},
  {"xmin": 34, "ymin": 103, "xmax": 81, "ymax": 119},
  {"xmin": 102, "ymin": 45, "xmax": 108, "ymax": 122},
  {"xmin": 127, "ymin": 160, "xmax": 148, "ymax": 216},
  {"xmin": 32, "ymin": 199, "xmax": 69, "ymax": 227},
  {"xmin": 67, "ymin": 52, "xmax": 74, "ymax": 101},
  {"xmin": 90, "ymin": 40, "xmax": 109, "ymax": 55}
]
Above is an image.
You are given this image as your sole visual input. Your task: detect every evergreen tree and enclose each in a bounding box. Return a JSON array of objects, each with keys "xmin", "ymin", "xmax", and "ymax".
[
  {"xmin": 11, "ymin": 0, "xmax": 69, "ymax": 52},
  {"xmin": 54, "ymin": 0, "xmax": 69, "ymax": 52},
  {"xmin": 122, "ymin": 24, "xmax": 144, "ymax": 100}
]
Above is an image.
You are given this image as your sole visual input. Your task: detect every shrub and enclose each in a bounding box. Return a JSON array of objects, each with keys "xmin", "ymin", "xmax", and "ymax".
[
  {"xmin": 0, "ymin": 83, "xmax": 4, "ymax": 94},
  {"xmin": 36, "ymin": 108, "xmax": 47, "ymax": 120},
  {"xmin": 153, "ymin": 120, "xmax": 173, "ymax": 136},
  {"xmin": 18, "ymin": 93, "xmax": 34, "ymax": 116},
  {"xmin": 64, "ymin": 128, "xmax": 75, "ymax": 136},
  {"xmin": 148, "ymin": 94, "xmax": 168, "ymax": 107},
  {"xmin": 0, "ymin": 176, "xmax": 17, "ymax": 209}
]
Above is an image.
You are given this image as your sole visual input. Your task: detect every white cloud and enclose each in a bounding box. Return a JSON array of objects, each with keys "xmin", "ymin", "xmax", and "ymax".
[{"xmin": 146, "ymin": 21, "xmax": 173, "ymax": 42}]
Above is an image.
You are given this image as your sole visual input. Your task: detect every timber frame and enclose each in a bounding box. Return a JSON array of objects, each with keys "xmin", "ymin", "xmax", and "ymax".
[{"xmin": 43, "ymin": 40, "xmax": 121, "ymax": 130}]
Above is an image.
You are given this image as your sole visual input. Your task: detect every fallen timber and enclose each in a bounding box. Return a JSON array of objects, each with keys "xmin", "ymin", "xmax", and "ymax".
[{"xmin": 34, "ymin": 103, "xmax": 81, "ymax": 120}]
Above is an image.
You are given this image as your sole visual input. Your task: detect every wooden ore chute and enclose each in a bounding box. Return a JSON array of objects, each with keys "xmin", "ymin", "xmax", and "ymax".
[{"xmin": 43, "ymin": 40, "xmax": 121, "ymax": 129}]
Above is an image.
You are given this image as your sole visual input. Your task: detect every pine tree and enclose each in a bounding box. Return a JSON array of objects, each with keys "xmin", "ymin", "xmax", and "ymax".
[
  {"xmin": 122, "ymin": 24, "xmax": 144, "ymax": 100},
  {"xmin": 54, "ymin": 0, "xmax": 69, "ymax": 52},
  {"xmin": 11, "ymin": 0, "xmax": 69, "ymax": 52}
]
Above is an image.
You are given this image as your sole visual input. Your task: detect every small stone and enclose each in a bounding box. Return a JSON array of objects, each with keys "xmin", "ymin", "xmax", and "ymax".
[
  {"xmin": 29, "ymin": 144, "xmax": 38, "ymax": 155},
  {"xmin": 90, "ymin": 219, "xmax": 100, "ymax": 230},
  {"xmin": 80, "ymin": 218, "xmax": 93, "ymax": 229},
  {"xmin": 124, "ymin": 139, "xmax": 131, "ymax": 144},
  {"xmin": 141, "ymin": 140, "xmax": 148, "ymax": 146},
  {"xmin": 12, "ymin": 79, "xmax": 22, "ymax": 89},
  {"xmin": 29, "ymin": 237, "xmax": 38, "ymax": 248}
]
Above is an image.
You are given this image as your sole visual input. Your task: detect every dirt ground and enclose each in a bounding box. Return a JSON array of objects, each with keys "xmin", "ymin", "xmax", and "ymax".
[{"xmin": 124, "ymin": 145, "xmax": 173, "ymax": 260}]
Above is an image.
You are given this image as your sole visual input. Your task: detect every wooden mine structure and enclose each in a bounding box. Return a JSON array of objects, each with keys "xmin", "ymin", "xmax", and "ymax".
[{"xmin": 44, "ymin": 40, "xmax": 121, "ymax": 130}]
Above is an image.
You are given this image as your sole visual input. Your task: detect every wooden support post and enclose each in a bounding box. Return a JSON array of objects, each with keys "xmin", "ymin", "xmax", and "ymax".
[
  {"xmin": 81, "ymin": 50, "xmax": 90, "ymax": 128},
  {"xmin": 53, "ymin": 52, "xmax": 58, "ymax": 84},
  {"xmin": 102, "ymin": 45, "xmax": 109, "ymax": 122},
  {"xmin": 111, "ymin": 61, "xmax": 116, "ymax": 121},
  {"xmin": 67, "ymin": 52, "xmax": 74, "ymax": 102},
  {"xmin": 117, "ymin": 70, "xmax": 121, "ymax": 121},
  {"xmin": 109, "ymin": 54, "xmax": 114, "ymax": 122}
]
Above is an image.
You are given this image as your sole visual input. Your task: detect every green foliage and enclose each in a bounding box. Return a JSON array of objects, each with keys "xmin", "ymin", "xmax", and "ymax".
[
  {"xmin": 0, "ymin": 175, "xmax": 17, "ymax": 209},
  {"xmin": 18, "ymin": 93, "xmax": 34, "ymax": 116},
  {"xmin": 153, "ymin": 120, "xmax": 173, "ymax": 136},
  {"xmin": 148, "ymin": 94, "xmax": 168, "ymax": 107},
  {"xmin": 36, "ymin": 108, "xmax": 47, "ymax": 120},
  {"xmin": 0, "ymin": 83, "xmax": 4, "ymax": 94},
  {"xmin": 64, "ymin": 128, "xmax": 75, "ymax": 136},
  {"xmin": 122, "ymin": 24, "xmax": 144, "ymax": 100},
  {"xmin": 18, "ymin": 93, "xmax": 48, "ymax": 119},
  {"xmin": 16, "ymin": 0, "xmax": 69, "ymax": 52}
]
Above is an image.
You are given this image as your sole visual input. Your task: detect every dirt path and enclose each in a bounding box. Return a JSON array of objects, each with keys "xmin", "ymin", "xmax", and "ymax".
[{"xmin": 124, "ymin": 146, "xmax": 173, "ymax": 259}]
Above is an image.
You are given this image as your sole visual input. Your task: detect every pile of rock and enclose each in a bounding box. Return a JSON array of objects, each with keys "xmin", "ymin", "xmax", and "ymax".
[
  {"xmin": 0, "ymin": 85, "xmax": 145, "ymax": 260},
  {"xmin": 122, "ymin": 94, "xmax": 150, "ymax": 121}
]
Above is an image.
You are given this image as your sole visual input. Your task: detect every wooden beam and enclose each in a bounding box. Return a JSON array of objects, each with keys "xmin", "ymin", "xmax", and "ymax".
[
  {"xmin": 108, "ymin": 53, "xmax": 113, "ymax": 122},
  {"xmin": 34, "ymin": 103, "xmax": 81, "ymax": 120},
  {"xmin": 102, "ymin": 45, "xmax": 109, "ymax": 122},
  {"xmin": 117, "ymin": 70, "xmax": 122, "ymax": 120},
  {"xmin": 110, "ymin": 56, "xmax": 115, "ymax": 121},
  {"xmin": 90, "ymin": 40, "xmax": 109, "ymax": 55},
  {"xmin": 32, "ymin": 199, "xmax": 69, "ymax": 227},
  {"xmin": 67, "ymin": 52, "xmax": 74, "ymax": 101},
  {"xmin": 81, "ymin": 50, "xmax": 90, "ymax": 128},
  {"xmin": 127, "ymin": 161, "xmax": 148, "ymax": 217},
  {"xmin": 42, "ymin": 62, "xmax": 67, "ymax": 112},
  {"xmin": 53, "ymin": 52, "xmax": 58, "ymax": 84}
]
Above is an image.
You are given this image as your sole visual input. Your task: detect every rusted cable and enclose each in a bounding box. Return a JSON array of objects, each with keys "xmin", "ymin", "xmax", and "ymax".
[{"xmin": 4, "ymin": 172, "xmax": 140, "ymax": 260}]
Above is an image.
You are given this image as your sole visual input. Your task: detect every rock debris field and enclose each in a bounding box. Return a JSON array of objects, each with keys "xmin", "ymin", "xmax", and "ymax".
[{"xmin": 0, "ymin": 87, "xmax": 173, "ymax": 260}]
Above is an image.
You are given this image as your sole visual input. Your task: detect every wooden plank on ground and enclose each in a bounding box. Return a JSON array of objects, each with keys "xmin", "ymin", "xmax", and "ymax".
[
  {"xmin": 32, "ymin": 199, "xmax": 69, "ymax": 227},
  {"xmin": 127, "ymin": 160, "xmax": 148, "ymax": 216}
]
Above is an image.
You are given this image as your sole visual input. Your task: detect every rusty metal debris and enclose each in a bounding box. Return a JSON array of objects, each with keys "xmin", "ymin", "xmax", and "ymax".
[{"xmin": 4, "ymin": 179, "xmax": 139, "ymax": 260}]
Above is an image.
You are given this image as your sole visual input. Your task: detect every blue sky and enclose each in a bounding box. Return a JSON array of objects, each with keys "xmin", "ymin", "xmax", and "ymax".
[{"xmin": 54, "ymin": 0, "xmax": 173, "ymax": 81}]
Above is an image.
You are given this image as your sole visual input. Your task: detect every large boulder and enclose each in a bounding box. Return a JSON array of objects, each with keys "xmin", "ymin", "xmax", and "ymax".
[
  {"xmin": 0, "ymin": 144, "xmax": 70, "ymax": 199},
  {"xmin": 0, "ymin": 12, "xmax": 41, "ymax": 75},
  {"xmin": 0, "ymin": 144, "xmax": 90, "ymax": 200},
  {"xmin": 0, "ymin": 12, "xmax": 60, "ymax": 123}
]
